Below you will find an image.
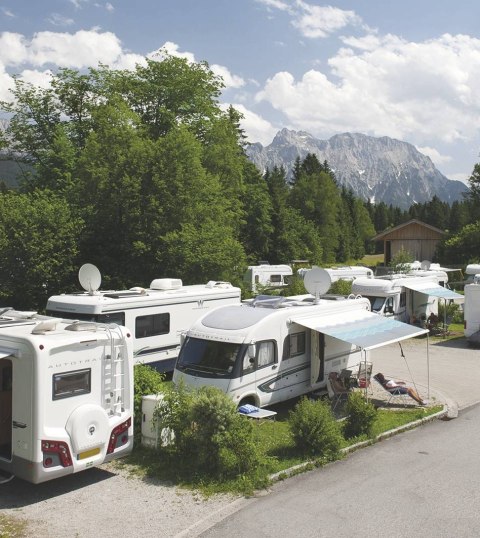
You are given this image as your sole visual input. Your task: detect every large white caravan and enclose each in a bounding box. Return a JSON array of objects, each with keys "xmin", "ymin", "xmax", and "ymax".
[
  {"xmin": 243, "ymin": 263, "xmax": 292, "ymax": 292},
  {"xmin": 0, "ymin": 309, "xmax": 133, "ymax": 484},
  {"xmin": 173, "ymin": 269, "xmax": 427, "ymax": 408},
  {"xmin": 351, "ymin": 273, "xmax": 462, "ymax": 323},
  {"xmin": 46, "ymin": 265, "xmax": 241, "ymax": 372}
]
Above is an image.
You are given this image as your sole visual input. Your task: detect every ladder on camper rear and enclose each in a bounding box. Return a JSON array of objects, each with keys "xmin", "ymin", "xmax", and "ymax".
[{"xmin": 102, "ymin": 340, "xmax": 125, "ymax": 416}]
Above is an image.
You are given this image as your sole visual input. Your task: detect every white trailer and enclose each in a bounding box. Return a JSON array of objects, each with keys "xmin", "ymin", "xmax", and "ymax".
[
  {"xmin": 0, "ymin": 309, "xmax": 133, "ymax": 484},
  {"xmin": 173, "ymin": 269, "xmax": 427, "ymax": 408},
  {"xmin": 298, "ymin": 265, "xmax": 373, "ymax": 283},
  {"xmin": 351, "ymin": 274, "xmax": 463, "ymax": 323},
  {"xmin": 46, "ymin": 265, "xmax": 241, "ymax": 372},
  {"xmin": 243, "ymin": 264, "xmax": 292, "ymax": 292},
  {"xmin": 464, "ymin": 274, "xmax": 480, "ymax": 340}
]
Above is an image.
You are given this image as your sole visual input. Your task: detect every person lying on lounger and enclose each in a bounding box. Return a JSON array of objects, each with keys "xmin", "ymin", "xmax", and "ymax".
[{"xmin": 374, "ymin": 372, "xmax": 427, "ymax": 406}]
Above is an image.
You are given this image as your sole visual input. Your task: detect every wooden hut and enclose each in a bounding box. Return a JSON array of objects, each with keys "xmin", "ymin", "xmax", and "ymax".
[{"xmin": 372, "ymin": 219, "xmax": 445, "ymax": 266}]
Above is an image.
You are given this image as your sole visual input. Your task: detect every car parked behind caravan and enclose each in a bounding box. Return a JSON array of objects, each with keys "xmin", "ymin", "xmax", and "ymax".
[
  {"xmin": 0, "ymin": 308, "xmax": 133, "ymax": 484},
  {"xmin": 46, "ymin": 264, "xmax": 241, "ymax": 372}
]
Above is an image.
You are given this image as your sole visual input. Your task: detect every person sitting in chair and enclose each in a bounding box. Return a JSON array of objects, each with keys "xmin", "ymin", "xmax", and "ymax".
[
  {"xmin": 374, "ymin": 372, "xmax": 427, "ymax": 406},
  {"xmin": 328, "ymin": 371, "xmax": 348, "ymax": 393}
]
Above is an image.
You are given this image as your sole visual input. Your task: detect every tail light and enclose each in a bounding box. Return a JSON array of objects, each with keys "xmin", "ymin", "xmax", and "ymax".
[
  {"xmin": 107, "ymin": 417, "xmax": 131, "ymax": 454},
  {"xmin": 42, "ymin": 440, "xmax": 73, "ymax": 468}
]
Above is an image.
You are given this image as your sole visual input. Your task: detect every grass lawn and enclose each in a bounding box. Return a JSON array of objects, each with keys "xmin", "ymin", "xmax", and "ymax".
[{"xmin": 117, "ymin": 396, "xmax": 443, "ymax": 495}]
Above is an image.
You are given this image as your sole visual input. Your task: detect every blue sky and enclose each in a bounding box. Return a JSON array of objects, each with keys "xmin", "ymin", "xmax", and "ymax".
[{"xmin": 1, "ymin": 0, "xmax": 480, "ymax": 183}]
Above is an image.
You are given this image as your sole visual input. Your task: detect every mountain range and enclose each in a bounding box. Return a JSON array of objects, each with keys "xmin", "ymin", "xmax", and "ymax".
[{"xmin": 246, "ymin": 129, "xmax": 468, "ymax": 209}]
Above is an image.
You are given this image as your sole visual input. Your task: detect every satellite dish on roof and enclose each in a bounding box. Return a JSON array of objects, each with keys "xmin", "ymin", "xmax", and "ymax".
[
  {"xmin": 421, "ymin": 260, "xmax": 431, "ymax": 271},
  {"xmin": 79, "ymin": 263, "xmax": 101, "ymax": 294},
  {"xmin": 303, "ymin": 267, "xmax": 331, "ymax": 303}
]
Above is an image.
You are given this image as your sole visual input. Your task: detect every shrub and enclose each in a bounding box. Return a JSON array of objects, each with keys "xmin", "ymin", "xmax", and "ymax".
[
  {"xmin": 288, "ymin": 397, "xmax": 343, "ymax": 459},
  {"xmin": 133, "ymin": 364, "xmax": 165, "ymax": 441},
  {"xmin": 329, "ymin": 279, "xmax": 352, "ymax": 295},
  {"xmin": 156, "ymin": 385, "xmax": 261, "ymax": 479},
  {"xmin": 343, "ymin": 391, "xmax": 377, "ymax": 439}
]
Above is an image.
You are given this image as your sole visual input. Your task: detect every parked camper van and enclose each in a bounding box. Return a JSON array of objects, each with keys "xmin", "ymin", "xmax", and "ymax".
[
  {"xmin": 46, "ymin": 264, "xmax": 241, "ymax": 372},
  {"xmin": 0, "ymin": 309, "xmax": 133, "ymax": 484},
  {"xmin": 243, "ymin": 263, "xmax": 292, "ymax": 292},
  {"xmin": 351, "ymin": 273, "xmax": 462, "ymax": 323},
  {"xmin": 173, "ymin": 268, "xmax": 427, "ymax": 408}
]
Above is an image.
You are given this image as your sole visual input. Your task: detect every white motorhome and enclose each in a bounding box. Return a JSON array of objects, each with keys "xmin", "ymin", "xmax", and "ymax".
[
  {"xmin": 298, "ymin": 265, "xmax": 373, "ymax": 283},
  {"xmin": 173, "ymin": 269, "xmax": 427, "ymax": 408},
  {"xmin": 351, "ymin": 273, "xmax": 462, "ymax": 323},
  {"xmin": 46, "ymin": 265, "xmax": 241, "ymax": 372},
  {"xmin": 243, "ymin": 264, "xmax": 292, "ymax": 292},
  {"xmin": 0, "ymin": 309, "xmax": 133, "ymax": 484}
]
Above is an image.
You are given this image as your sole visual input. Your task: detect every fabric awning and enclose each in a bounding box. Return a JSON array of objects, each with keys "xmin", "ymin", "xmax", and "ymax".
[
  {"xmin": 290, "ymin": 310, "xmax": 428, "ymax": 351},
  {"xmin": 402, "ymin": 281, "xmax": 464, "ymax": 300}
]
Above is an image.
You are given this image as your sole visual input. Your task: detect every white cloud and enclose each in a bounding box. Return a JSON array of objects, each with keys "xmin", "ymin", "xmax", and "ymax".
[
  {"xmin": 1, "ymin": 7, "xmax": 15, "ymax": 17},
  {"xmin": 47, "ymin": 13, "xmax": 75, "ymax": 27},
  {"xmin": 292, "ymin": 1, "xmax": 361, "ymax": 39},
  {"xmin": 229, "ymin": 103, "xmax": 278, "ymax": 146},
  {"xmin": 211, "ymin": 64, "xmax": 245, "ymax": 89},
  {"xmin": 416, "ymin": 146, "xmax": 452, "ymax": 166},
  {"xmin": 256, "ymin": 33, "xmax": 480, "ymax": 146},
  {"xmin": 0, "ymin": 33, "xmax": 28, "ymax": 66},
  {"xmin": 254, "ymin": 0, "xmax": 292, "ymax": 13},
  {"xmin": 105, "ymin": 2, "xmax": 114, "ymax": 12}
]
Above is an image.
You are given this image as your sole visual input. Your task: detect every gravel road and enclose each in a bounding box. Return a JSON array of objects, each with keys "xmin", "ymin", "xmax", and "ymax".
[{"xmin": 0, "ymin": 463, "xmax": 243, "ymax": 538}]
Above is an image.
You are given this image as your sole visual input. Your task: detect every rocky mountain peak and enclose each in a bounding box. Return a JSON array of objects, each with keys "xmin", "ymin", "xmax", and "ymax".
[{"xmin": 246, "ymin": 130, "xmax": 467, "ymax": 209}]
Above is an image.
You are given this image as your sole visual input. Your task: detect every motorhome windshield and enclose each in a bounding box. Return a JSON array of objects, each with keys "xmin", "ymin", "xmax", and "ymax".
[
  {"xmin": 176, "ymin": 337, "xmax": 245, "ymax": 378},
  {"xmin": 369, "ymin": 297, "xmax": 386, "ymax": 312}
]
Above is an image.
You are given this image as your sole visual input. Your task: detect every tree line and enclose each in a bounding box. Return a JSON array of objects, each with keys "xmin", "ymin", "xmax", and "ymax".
[{"xmin": 0, "ymin": 54, "xmax": 478, "ymax": 309}]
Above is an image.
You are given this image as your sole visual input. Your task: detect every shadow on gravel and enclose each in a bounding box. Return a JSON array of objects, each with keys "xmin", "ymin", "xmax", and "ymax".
[
  {"xmin": 0, "ymin": 466, "xmax": 116, "ymax": 509},
  {"xmin": 430, "ymin": 336, "xmax": 469, "ymax": 349}
]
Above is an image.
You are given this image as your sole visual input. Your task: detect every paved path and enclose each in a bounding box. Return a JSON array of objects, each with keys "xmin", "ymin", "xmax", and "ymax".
[{"xmin": 369, "ymin": 336, "xmax": 480, "ymax": 412}]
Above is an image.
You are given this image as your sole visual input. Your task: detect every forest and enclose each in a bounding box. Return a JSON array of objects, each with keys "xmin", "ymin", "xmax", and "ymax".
[{"xmin": 1, "ymin": 54, "xmax": 480, "ymax": 309}]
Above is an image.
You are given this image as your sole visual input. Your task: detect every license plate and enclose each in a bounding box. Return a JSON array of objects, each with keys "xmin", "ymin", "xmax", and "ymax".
[{"xmin": 77, "ymin": 447, "xmax": 101, "ymax": 460}]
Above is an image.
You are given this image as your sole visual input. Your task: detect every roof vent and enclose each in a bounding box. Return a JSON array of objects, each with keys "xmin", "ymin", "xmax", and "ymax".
[
  {"xmin": 31, "ymin": 319, "xmax": 60, "ymax": 334},
  {"xmin": 206, "ymin": 281, "xmax": 232, "ymax": 289},
  {"xmin": 150, "ymin": 278, "xmax": 182, "ymax": 290}
]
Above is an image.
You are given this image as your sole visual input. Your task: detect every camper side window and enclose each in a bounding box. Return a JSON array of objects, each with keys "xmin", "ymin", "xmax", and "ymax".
[
  {"xmin": 288, "ymin": 332, "xmax": 306, "ymax": 358},
  {"xmin": 135, "ymin": 313, "xmax": 170, "ymax": 338},
  {"xmin": 400, "ymin": 292, "xmax": 406, "ymax": 308},
  {"xmin": 53, "ymin": 369, "xmax": 91, "ymax": 400},
  {"xmin": 257, "ymin": 341, "xmax": 276, "ymax": 368},
  {"xmin": 270, "ymin": 274, "xmax": 282, "ymax": 283}
]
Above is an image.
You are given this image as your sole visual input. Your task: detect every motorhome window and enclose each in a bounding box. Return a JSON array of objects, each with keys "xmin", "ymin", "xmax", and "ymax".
[
  {"xmin": 176, "ymin": 337, "xmax": 244, "ymax": 378},
  {"xmin": 288, "ymin": 332, "xmax": 306, "ymax": 358},
  {"xmin": 370, "ymin": 297, "xmax": 385, "ymax": 312},
  {"xmin": 385, "ymin": 297, "xmax": 394, "ymax": 313},
  {"xmin": 136, "ymin": 313, "xmax": 170, "ymax": 338},
  {"xmin": 53, "ymin": 369, "xmax": 91, "ymax": 400},
  {"xmin": 45, "ymin": 311, "xmax": 125, "ymax": 326},
  {"xmin": 257, "ymin": 341, "xmax": 276, "ymax": 368},
  {"xmin": 270, "ymin": 274, "xmax": 282, "ymax": 283},
  {"xmin": 400, "ymin": 292, "xmax": 406, "ymax": 308}
]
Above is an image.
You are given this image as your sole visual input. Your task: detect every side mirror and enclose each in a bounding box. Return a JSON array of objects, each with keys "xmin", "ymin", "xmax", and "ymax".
[{"xmin": 247, "ymin": 344, "xmax": 256, "ymax": 360}]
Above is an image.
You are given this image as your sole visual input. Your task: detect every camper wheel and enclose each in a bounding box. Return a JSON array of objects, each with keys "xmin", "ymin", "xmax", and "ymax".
[{"xmin": 238, "ymin": 396, "xmax": 257, "ymax": 408}]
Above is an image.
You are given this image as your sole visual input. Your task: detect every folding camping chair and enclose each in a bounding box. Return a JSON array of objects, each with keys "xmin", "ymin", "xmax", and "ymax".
[
  {"xmin": 327, "ymin": 372, "xmax": 351, "ymax": 411},
  {"xmin": 373, "ymin": 373, "xmax": 409, "ymax": 407},
  {"xmin": 352, "ymin": 361, "xmax": 373, "ymax": 393}
]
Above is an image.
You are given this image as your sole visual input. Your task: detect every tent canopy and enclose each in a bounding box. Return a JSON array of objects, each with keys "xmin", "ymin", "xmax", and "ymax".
[
  {"xmin": 402, "ymin": 281, "xmax": 463, "ymax": 300},
  {"xmin": 290, "ymin": 310, "xmax": 428, "ymax": 351}
]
